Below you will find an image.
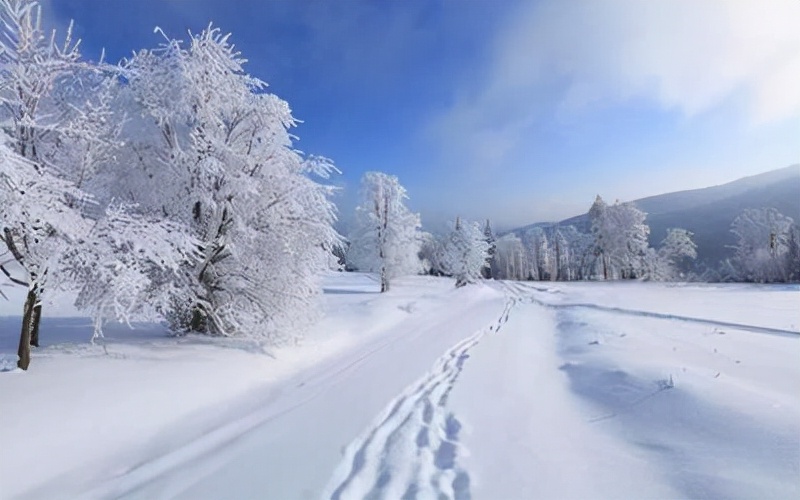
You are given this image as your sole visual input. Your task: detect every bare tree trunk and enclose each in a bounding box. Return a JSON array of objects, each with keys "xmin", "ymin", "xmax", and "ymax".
[
  {"xmin": 190, "ymin": 307, "xmax": 207, "ymax": 333},
  {"xmin": 30, "ymin": 302, "xmax": 42, "ymax": 347},
  {"xmin": 555, "ymin": 239, "xmax": 561, "ymax": 281},
  {"xmin": 17, "ymin": 289, "xmax": 36, "ymax": 370},
  {"xmin": 380, "ymin": 266, "xmax": 389, "ymax": 293},
  {"xmin": 379, "ymin": 195, "xmax": 390, "ymax": 293}
]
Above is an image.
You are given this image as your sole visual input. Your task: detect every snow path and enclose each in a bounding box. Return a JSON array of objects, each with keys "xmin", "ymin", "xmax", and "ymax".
[
  {"xmin": 507, "ymin": 282, "xmax": 800, "ymax": 337},
  {"xmin": 60, "ymin": 282, "xmax": 508, "ymax": 500},
  {"xmin": 518, "ymin": 281, "xmax": 800, "ymax": 333},
  {"xmin": 322, "ymin": 279, "xmax": 798, "ymax": 499},
  {"xmin": 323, "ymin": 297, "xmax": 517, "ymax": 500},
  {"xmin": 449, "ymin": 289, "xmax": 679, "ymax": 499}
]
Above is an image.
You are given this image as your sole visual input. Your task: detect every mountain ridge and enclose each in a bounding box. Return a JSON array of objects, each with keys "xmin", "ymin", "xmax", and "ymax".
[{"xmin": 509, "ymin": 164, "xmax": 800, "ymax": 268}]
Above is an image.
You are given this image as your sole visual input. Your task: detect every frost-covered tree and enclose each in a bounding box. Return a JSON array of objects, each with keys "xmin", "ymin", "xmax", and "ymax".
[
  {"xmin": 109, "ymin": 26, "xmax": 340, "ymax": 339},
  {"xmin": 419, "ymin": 231, "xmax": 445, "ymax": 276},
  {"xmin": 0, "ymin": 0, "xmax": 99, "ymax": 368},
  {"xmin": 610, "ymin": 202, "xmax": 650, "ymax": 279},
  {"xmin": 525, "ymin": 227, "xmax": 553, "ymax": 281},
  {"xmin": 730, "ymin": 208, "xmax": 794, "ymax": 283},
  {"xmin": 33, "ymin": 60, "xmax": 192, "ymax": 336},
  {"xmin": 0, "ymin": 2, "xmax": 341, "ymax": 368},
  {"xmin": 439, "ymin": 217, "xmax": 489, "ymax": 287},
  {"xmin": 589, "ymin": 196, "xmax": 650, "ymax": 279},
  {"xmin": 588, "ymin": 196, "xmax": 611, "ymax": 279},
  {"xmin": 0, "ymin": 141, "xmax": 86, "ymax": 369},
  {"xmin": 62, "ymin": 205, "xmax": 198, "ymax": 340},
  {"xmin": 651, "ymin": 228, "xmax": 697, "ymax": 281},
  {"xmin": 786, "ymin": 225, "xmax": 800, "ymax": 282},
  {"xmin": 493, "ymin": 233, "xmax": 529, "ymax": 281},
  {"xmin": 482, "ymin": 219, "xmax": 496, "ymax": 279},
  {"xmin": 661, "ymin": 228, "xmax": 698, "ymax": 264},
  {"xmin": 347, "ymin": 172, "xmax": 422, "ymax": 292},
  {"xmin": 547, "ymin": 225, "xmax": 593, "ymax": 281},
  {"xmin": 487, "ymin": 225, "xmax": 595, "ymax": 282},
  {"xmin": 0, "ymin": 1, "xmax": 201, "ymax": 368},
  {"xmin": 415, "ymin": 231, "xmax": 435, "ymax": 275}
]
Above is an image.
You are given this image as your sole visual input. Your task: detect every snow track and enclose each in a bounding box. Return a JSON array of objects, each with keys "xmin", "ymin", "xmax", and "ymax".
[
  {"xmin": 507, "ymin": 282, "xmax": 799, "ymax": 337},
  {"xmin": 324, "ymin": 297, "xmax": 517, "ymax": 500},
  {"xmin": 79, "ymin": 324, "xmax": 468, "ymax": 499},
  {"xmin": 4, "ymin": 275, "xmax": 796, "ymax": 499}
]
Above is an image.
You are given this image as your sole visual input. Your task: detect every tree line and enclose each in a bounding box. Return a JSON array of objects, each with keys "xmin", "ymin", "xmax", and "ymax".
[{"xmin": 344, "ymin": 178, "xmax": 800, "ymax": 289}]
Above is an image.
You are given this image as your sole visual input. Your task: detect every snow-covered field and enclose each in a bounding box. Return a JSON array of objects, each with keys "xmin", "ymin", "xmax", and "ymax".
[{"xmin": 1, "ymin": 274, "xmax": 798, "ymax": 499}]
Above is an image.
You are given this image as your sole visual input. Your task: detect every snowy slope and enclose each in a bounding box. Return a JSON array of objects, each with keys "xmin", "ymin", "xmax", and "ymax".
[
  {"xmin": 511, "ymin": 164, "xmax": 800, "ymax": 266},
  {"xmin": 1, "ymin": 274, "xmax": 798, "ymax": 499}
]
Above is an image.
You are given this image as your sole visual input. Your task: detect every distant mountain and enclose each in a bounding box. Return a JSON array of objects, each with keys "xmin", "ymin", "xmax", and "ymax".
[{"xmin": 510, "ymin": 164, "xmax": 800, "ymax": 268}]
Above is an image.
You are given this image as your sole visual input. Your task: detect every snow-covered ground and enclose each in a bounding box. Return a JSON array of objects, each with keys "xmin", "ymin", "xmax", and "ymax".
[{"xmin": 1, "ymin": 274, "xmax": 798, "ymax": 499}]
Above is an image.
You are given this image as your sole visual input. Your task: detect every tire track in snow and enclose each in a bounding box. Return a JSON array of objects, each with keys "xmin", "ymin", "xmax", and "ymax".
[
  {"xmin": 324, "ymin": 297, "xmax": 517, "ymax": 500},
  {"xmin": 506, "ymin": 282, "xmax": 798, "ymax": 338}
]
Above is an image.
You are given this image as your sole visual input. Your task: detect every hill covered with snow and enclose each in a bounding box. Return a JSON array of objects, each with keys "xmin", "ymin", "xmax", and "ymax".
[{"xmin": 512, "ymin": 164, "xmax": 800, "ymax": 268}]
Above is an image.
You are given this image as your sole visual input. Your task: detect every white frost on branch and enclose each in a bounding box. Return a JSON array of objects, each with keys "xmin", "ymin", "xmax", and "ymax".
[{"xmin": 347, "ymin": 172, "xmax": 422, "ymax": 292}]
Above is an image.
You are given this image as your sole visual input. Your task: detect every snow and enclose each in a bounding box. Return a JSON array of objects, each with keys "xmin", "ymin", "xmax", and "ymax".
[
  {"xmin": 450, "ymin": 302, "xmax": 676, "ymax": 498},
  {"xmin": 462, "ymin": 282, "xmax": 799, "ymax": 498},
  {"xmin": 1, "ymin": 274, "xmax": 798, "ymax": 499},
  {"xmin": 522, "ymin": 280, "xmax": 800, "ymax": 333}
]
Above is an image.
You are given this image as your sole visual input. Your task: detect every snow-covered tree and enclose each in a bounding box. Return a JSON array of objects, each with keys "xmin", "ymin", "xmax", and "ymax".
[
  {"xmin": 589, "ymin": 196, "xmax": 650, "ymax": 279},
  {"xmin": 545, "ymin": 225, "xmax": 593, "ymax": 281},
  {"xmin": 787, "ymin": 224, "xmax": 800, "ymax": 282},
  {"xmin": 0, "ymin": 1, "xmax": 204, "ymax": 368},
  {"xmin": 661, "ymin": 228, "xmax": 698, "ymax": 264},
  {"xmin": 0, "ymin": 2, "xmax": 342, "ymax": 368},
  {"xmin": 588, "ymin": 196, "xmax": 611, "ymax": 279},
  {"xmin": 439, "ymin": 217, "xmax": 490, "ymax": 287},
  {"xmin": 482, "ymin": 219, "xmax": 496, "ymax": 279},
  {"xmin": 62, "ymin": 205, "xmax": 198, "ymax": 340},
  {"xmin": 419, "ymin": 231, "xmax": 445, "ymax": 276},
  {"xmin": 730, "ymin": 208, "xmax": 795, "ymax": 283},
  {"xmin": 524, "ymin": 227, "xmax": 553, "ymax": 281},
  {"xmin": 649, "ymin": 228, "xmax": 697, "ymax": 281},
  {"xmin": 415, "ymin": 231, "xmax": 435, "ymax": 275},
  {"xmin": 80, "ymin": 25, "xmax": 340, "ymax": 340},
  {"xmin": 0, "ymin": 0, "xmax": 100, "ymax": 368},
  {"xmin": 347, "ymin": 172, "xmax": 422, "ymax": 292},
  {"xmin": 493, "ymin": 233, "xmax": 529, "ymax": 281}
]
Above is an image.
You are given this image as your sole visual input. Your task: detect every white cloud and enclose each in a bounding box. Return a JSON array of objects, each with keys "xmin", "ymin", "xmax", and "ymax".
[
  {"xmin": 419, "ymin": 0, "xmax": 800, "ymax": 228},
  {"xmin": 515, "ymin": 0, "xmax": 797, "ymax": 119},
  {"xmin": 432, "ymin": 0, "xmax": 800, "ymax": 166}
]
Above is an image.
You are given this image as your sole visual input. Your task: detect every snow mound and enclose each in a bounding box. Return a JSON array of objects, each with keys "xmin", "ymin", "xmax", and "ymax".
[{"xmin": 0, "ymin": 354, "xmax": 18, "ymax": 372}]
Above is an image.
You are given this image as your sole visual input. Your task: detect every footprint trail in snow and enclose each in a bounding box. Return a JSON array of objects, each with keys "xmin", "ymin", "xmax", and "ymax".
[{"xmin": 324, "ymin": 297, "xmax": 517, "ymax": 500}]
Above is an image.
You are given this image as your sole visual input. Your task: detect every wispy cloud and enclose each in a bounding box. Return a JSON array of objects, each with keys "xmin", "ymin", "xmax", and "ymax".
[
  {"xmin": 431, "ymin": 0, "xmax": 800, "ymax": 171},
  {"xmin": 409, "ymin": 0, "xmax": 800, "ymax": 227}
]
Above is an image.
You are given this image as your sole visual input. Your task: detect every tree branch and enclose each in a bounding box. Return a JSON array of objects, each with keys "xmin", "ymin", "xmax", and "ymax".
[{"xmin": 0, "ymin": 263, "xmax": 28, "ymax": 287}]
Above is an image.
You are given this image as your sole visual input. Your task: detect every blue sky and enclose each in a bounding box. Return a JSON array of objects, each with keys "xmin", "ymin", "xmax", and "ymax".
[{"xmin": 44, "ymin": 0, "xmax": 800, "ymax": 232}]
